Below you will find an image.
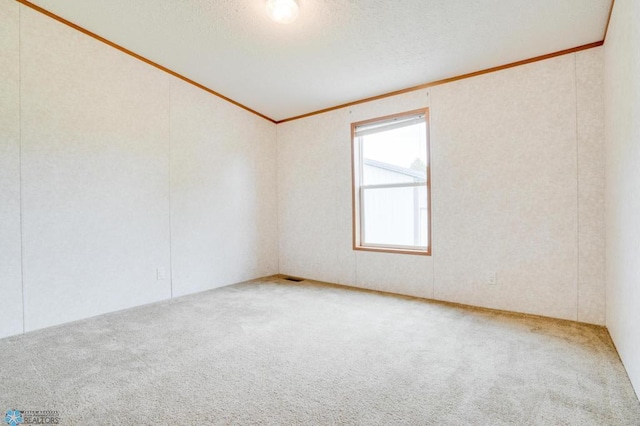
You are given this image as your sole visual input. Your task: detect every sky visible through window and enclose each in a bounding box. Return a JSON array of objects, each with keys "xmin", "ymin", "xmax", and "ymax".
[{"xmin": 361, "ymin": 122, "xmax": 427, "ymax": 173}]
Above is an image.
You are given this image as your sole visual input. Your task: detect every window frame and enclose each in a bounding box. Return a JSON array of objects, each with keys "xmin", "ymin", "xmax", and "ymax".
[{"xmin": 351, "ymin": 108, "xmax": 432, "ymax": 256}]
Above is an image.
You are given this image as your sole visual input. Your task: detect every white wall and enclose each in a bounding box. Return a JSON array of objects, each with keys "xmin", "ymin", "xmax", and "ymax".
[
  {"xmin": 576, "ymin": 48, "xmax": 606, "ymax": 326},
  {"xmin": 0, "ymin": 0, "xmax": 23, "ymax": 338},
  {"xmin": 278, "ymin": 91, "xmax": 435, "ymax": 299},
  {"xmin": 20, "ymin": 5, "xmax": 173, "ymax": 332},
  {"xmin": 278, "ymin": 49, "xmax": 606, "ymax": 324},
  {"xmin": 0, "ymin": 0, "xmax": 278, "ymax": 336},
  {"xmin": 604, "ymin": 0, "xmax": 640, "ymax": 396},
  {"xmin": 0, "ymin": 0, "xmax": 609, "ymax": 339},
  {"xmin": 170, "ymin": 80, "xmax": 278, "ymax": 297}
]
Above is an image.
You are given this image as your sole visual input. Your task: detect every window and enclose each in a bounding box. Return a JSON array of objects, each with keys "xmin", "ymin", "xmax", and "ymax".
[{"xmin": 351, "ymin": 109, "xmax": 431, "ymax": 255}]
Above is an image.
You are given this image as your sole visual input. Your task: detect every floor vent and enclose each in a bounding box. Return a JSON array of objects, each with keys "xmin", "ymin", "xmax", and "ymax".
[{"xmin": 284, "ymin": 276, "xmax": 304, "ymax": 282}]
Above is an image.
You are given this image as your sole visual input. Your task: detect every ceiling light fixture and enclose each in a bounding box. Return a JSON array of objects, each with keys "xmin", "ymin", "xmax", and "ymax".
[{"xmin": 266, "ymin": 0, "xmax": 299, "ymax": 24}]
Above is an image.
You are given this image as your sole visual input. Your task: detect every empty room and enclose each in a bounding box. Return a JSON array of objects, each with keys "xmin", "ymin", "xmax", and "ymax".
[{"xmin": 1, "ymin": 0, "xmax": 639, "ymax": 424}]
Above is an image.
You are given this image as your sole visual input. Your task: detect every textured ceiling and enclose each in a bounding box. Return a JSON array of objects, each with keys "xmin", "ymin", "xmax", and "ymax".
[{"xmin": 27, "ymin": 0, "xmax": 612, "ymax": 121}]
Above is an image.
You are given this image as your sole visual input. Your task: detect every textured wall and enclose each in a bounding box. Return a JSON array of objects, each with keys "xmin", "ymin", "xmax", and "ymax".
[
  {"xmin": 604, "ymin": 0, "xmax": 640, "ymax": 396},
  {"xmin": 170, "ymin": 79, "xmax": 279, "ymax": 297},
  {"xmin": 431, "ymin": 55, "xmax": 578, "ymax": 321},
  {"xmin": 0, "ymin": 0, "xmax": 23, "ymax": 338},
  {"xmin": 0, "ymin": 0, "xmax": 608, "ymax": 338},
  {"xmin": 278, "ymin": 50, "xmax": 606, "ymax": 324},
  {"xmin": 20, "ymin": 6, "xmax": 172, "ymax": 331},
  {"xmin": 576, "ymin": 48, "xmax": 606, "ymax": 325},
  {"xmin": 1, "ymin": 2, "xmax": 278, "ymax": 335},
  {"xmin": 278, "ymin": 90, "xmax": 434, "ymax": 299}
]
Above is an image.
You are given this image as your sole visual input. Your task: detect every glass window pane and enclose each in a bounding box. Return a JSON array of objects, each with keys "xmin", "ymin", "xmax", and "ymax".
[
  {"xmin": 361, "ymin": 121, "xmax": 427, "ymax": 186},
  {"xmin": 362, "ymin": 185, "xmax": 428, "ymax": 249}
]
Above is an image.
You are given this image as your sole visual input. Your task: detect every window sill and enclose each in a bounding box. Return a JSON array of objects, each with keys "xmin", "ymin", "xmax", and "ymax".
[{"xmin": 353, "ymin": 246, "xmax": 431, "ymax": 256}]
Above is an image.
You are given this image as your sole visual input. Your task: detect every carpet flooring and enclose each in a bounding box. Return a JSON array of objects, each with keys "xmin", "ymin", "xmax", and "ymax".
[{"xmin": 1, "ymin": 276, "xmax": 639, "ymax": 425}]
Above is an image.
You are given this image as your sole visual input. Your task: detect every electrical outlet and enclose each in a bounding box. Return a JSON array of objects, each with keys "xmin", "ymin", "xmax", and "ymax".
[
  {"xmin": 488, "ymin": 272, "xmax": 497, "ymax": 286},
  {"xmin": 157, "ymin": 267, "xmax": 167, "ymax": 281}
]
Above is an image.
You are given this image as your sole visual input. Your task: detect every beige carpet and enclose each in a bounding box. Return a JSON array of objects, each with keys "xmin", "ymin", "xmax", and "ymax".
[{"xmin": 1, "ymin": 276, "xmax": 638, "ymax": 425}]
